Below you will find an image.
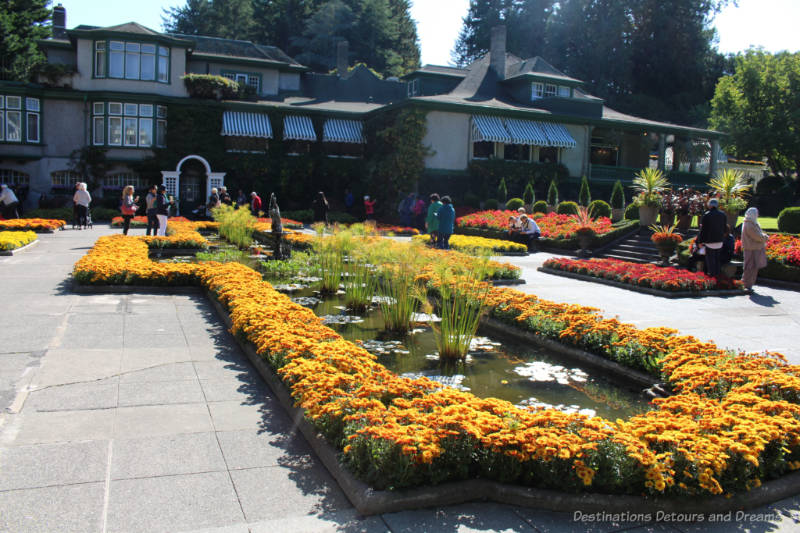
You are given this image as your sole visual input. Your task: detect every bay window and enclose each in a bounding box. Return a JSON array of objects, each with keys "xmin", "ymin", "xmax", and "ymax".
[
  {"xmin": 0, "ymin": 95, "xmax": 40, "ymax": 144},
  {"xmin": 94, "ymin": 101, "xmax": 165, "ymax": 148},
  {"xmin": 96, "ymin": 40, "xmax": 169, "ymax": 83}
]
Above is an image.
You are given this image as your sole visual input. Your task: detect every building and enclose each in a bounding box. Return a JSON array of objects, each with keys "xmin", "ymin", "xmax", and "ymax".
[{"xmin": 0, "ymin": 6, "xmax": 723, "ymax": 213}]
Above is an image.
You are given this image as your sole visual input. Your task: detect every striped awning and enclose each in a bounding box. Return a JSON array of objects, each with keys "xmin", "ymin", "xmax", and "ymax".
[
  {"xmin": 539, "ymin": 121, "xmax": 577, "ymax": 149},
  {"xmin": 471, "ymin": 115, "xmax": 512, "ymax": 144},
  {"xmin": 323, "ymin": 119, "xmax": 364, "ymax": 144},
  {"xmin": 283, "ymin": 115, "xmax": 316, "ymax": 141},
  {"xmin": 504, "ymin": 118, "xmax": 549, "ymax": 146},
  {"xmin": 221, "ymin": 111, "xmax": 272, "ymax": 138}
]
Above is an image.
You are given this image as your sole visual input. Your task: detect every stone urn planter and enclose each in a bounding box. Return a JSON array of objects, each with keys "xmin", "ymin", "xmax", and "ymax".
[
  {"xmin": 611, "ymin": 208, "xmax": 624, "ymax": 222},
  {"xmin": 676, "ymin": 213, "xmax": 692, "ymax": 234},
  {"xmin": 638, "ymin": 206, "xmax": 658, "ymax": 227},
  {"xmin": 655, "ymin": 241, "xmax": 677, "ymax": 266},
  {"xmin": 575, "ymin": 229, "xmax": 595, "ymax": 257},
  {"xmin": 722, "ymin": 209, "xmax": 739, "ymax": 230}
]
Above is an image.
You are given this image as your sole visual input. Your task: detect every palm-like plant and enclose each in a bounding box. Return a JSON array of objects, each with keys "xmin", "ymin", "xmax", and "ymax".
[
  {"xmin": 708, "ymin": 169, "xmax": 751, "ymax": 209},
  {"xmin": 572, "ymin": 206, "xmax": 595, "ymax": 235},
  {"xmin": 632, "ymin": 168, "xmax": 670, "ymax": 206}
]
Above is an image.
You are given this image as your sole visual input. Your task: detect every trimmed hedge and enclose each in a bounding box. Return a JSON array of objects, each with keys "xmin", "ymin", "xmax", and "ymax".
[
  {"xmin": 532, "ymin": 200, "xmax": 548, "ymax": 214},
  {"xmin": 588, "ymin": 200, "xmax": 612, "ymax": 219},
  {"xmin": 624, "ymin": 203, "xmax": 640, "ymax": 220},
  {"xmin": 556, "ymin": 201, "xmax": 579, "ymax": 215},
  {"xmin": 777, "ymin": 207, "xmax": 800, "ymax": 234},
  {"xmin": 506, "ymin": 197, "xmax": 524, "ymax": 211},
  {"xmin": 456, "ymin": 219, "xmax": 638, "ymax": 251}
]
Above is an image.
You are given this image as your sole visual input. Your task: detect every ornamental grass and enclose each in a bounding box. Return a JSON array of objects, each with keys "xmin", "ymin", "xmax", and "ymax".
[
  {"xmin": 542, "ymin": 257, "xmax": 734, "ymax": 292},
  {"xmin": 73, "ymin": 234, "xmax": 800, "ymax": 498},
  {"xmin": 0, "ymin": 218, "xmax": 66, "ymax": 231},
  {"xmin": 0, "ymin": 230, "xmax": 37, "ymax": 251},
  {"xmin": 411, "ymin": 234, "xmax": 527, "ymax": 254}
]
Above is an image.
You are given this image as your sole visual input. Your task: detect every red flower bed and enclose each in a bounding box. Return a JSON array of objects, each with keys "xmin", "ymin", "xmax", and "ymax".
[
  {"xmin": 375, "ymin": 224, "xmax": 420, "ymax": 236},
  {"xmin": 111, "ymin": 216, "xmax": 190, "ymax": 227},
  {"xmin": 734, "ymin": 234, "xmax": 800, "ymax": 267},
  {"xmin": 543, "ymin": 257, "xmax": 742, "ymax": 291},
  {"xmin": 256, "ymin": 217, "xmax": 303, "ymax": 229},
  {"xmin": 457, "ymin": 210, "xmax": 613, "ymax": 239}
]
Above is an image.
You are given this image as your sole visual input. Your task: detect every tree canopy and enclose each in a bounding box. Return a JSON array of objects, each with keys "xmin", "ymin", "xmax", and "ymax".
[
  {"xmin": 0, "ymin": 0, "xmax": 51, "ymax": 81},
  {"xmin": 710, "ymin": 50, "xmax": 800, "ymax": 179},
  {"xmin": 452, "ymin": 0, "xmax": 733, "ymax": 126},
  {"xmin": 163, "ymin": 0, "xmax": 419, "ymax": 77}
]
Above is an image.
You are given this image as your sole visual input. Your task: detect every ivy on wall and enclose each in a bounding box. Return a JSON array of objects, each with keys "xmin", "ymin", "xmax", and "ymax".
[{"xmin": 467, "ymin": 160, "xmax": 569, "ymax": 200}]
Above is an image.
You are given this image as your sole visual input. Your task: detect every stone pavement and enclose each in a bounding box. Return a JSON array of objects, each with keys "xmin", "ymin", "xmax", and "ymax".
[{"xmin": 0, "ymin": 226, "xmax": 797, "ymax": 532}]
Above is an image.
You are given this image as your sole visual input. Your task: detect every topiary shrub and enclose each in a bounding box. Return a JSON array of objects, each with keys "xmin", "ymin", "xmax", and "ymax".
[
  {"xmin": 610, "ymin": 180, "xmax": 625, "ymax": 209},
  {"xmin": 557, "ymin": 201, "xmax": 579, "ymax": 215},
  {"xmin": 484, "ymin": 198, "xmax": 499, "ymax": 210},
  {"xmin": 777, "ymin": 206, "xmax": 800, "ymax": 234},
  {"xmin": 588, "ymin": 199, "xmax": 611, "ymax": 219},
  {"xmin": 578, "ymin": 175, "xmax": 591, "ymax": 206},
  {"xmin": 497, "ymin": 178, "xmax": 508, "ymax": 204},
  {"xmin": 533, "ymin": 200, "xmax": 548, "ymax": 214},
  {"xmin": 182, "ymin": 74, "xmax": 239, "ymax": 100},
  {"xmin": 624, "ymin": 202, "xmax": 640, "ymax": 220},
  {"xmin": 506, "ymin": 197, "xmax": 524, "ymax": 211},
  {"xmin": 547, "ymin": 180, "xmax": 559, "ymax": 206},
  {"xmin": 523, "ymin": 182, "xmax": 535, "ymax": 206},
  {"xmin": 756, "ymin": 176, "xmax": 785, "ymax": 195}
]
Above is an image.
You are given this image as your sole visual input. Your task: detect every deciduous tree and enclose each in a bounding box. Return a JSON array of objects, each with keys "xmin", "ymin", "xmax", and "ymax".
[{"xmin": 0, "ymin": 0, "xmax": 51, "ymax": 81}]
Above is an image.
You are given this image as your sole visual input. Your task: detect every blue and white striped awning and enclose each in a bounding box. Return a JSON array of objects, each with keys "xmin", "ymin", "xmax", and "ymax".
[
  {"xmin": 504, "ymin": 118, "xmax": 549, "ymax": 146},
  {"xmin": 323, "ymin": 119, "xmax": 364, "ymax": 144},
  {"xmin": 283, "ymin": 115, "xmax": 316, "ymax": 141},
  {"xmin": 471, "ymin": 115, "xmax": 512, "ymax": 143},
  {"xmin": 539, "ymin": 121, "xmax": 577, "ymax": 149},
  {"xmin": 221, "ymin": 111, "xmax": 272, "ymax": 138}
]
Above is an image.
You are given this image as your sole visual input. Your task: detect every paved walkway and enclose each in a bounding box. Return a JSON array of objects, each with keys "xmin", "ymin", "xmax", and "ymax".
[{"xmin": 0, "ymin": 226, "xmax": 798, "ymax": 532}]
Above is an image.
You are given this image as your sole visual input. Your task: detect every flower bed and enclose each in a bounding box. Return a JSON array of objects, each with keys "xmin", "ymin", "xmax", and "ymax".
[
  {"xmin": 0, "ymin": 230, "xmax": 37, "ymax": 251},
  {"xmin": 0, "ymin": 218, "xmax": 66, "ymax": 231},
  {"xmin": 374, "ymin": 224, "xmax": 420, "ymax": 236},
  {"xmin": 256, "ymin": 217, "xmax": 303, "ymax": 230},
  {"xmin": 73, "ymin": 235, "xmax": 800, "ymax": 500},
  {"xmin": 542, "ymin": 257, "xmax": 743, "ymax": 292},
  {"xmin": 110, "ymin": 216, "xmax": 191, "ymax": 227},
  {"xmin": 411, "ymin": 233, "xmax": 527, "ymax": 254},
  {"xmin": 457, "ymin": 211, "xmax": 613, "ymax": 239}
]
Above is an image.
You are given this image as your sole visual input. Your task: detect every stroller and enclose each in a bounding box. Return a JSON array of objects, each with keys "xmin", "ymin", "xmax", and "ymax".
[{"xmin": 72, "ymin": 205, "xmax": 93, "ymax": 229}]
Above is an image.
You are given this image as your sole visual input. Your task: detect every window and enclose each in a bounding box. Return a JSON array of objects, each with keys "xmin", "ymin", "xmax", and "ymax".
[
  {"xmin": 531, "ymin": 83, "xmax": 544, "ymax": 100},
  {"xmin": 539, "ymin": 146, "xmax": 559, "ymax": 163},
  {"xmin": 503, "ymin": 144, "xmax": 530, "ymax": 161},
  {"xmin": 94, "ymin": 101, "xmax": 164, "ymax": 148},
  {"xmin": 558, "ymin": 85, "xmax": 570, "ymax": 97},
  {"xmin": 224, "ymin": 136, "xmax": 267, "ymax": 153},
  {"xmin": 407, "ymin": 78, "xmax": 419, "ymax": 97},
  {"xmin": 51, "ymin": 170, "xmax": 81, "ymax": 187},
  {"xmin": 1, "ymin": 95, "xmax": 39, "ymax": 144},
  {"xmin": 97, "ymin": 40, "xmax": 169, "ymax": 82},
  {"xmin": 544, "ymin": 84, "xmax": 557, "ymax": 97},
  {"xmin": 222, "ymin": 71, "xmax": 260, "ymax": 94},
  {"xmin": 105, "ymin": 173, "xmax": 144, "ymax": 189},
  {"xmin": 0, "ymin": 169, "xmax": 30, "ymax": 186},
  {"xmin": 286, "ymin": 140, "xmax": 311, "ymax": 156},
  {"xmin": 473, "ymin": 141, "xmax": 494, "ymax": 159}
]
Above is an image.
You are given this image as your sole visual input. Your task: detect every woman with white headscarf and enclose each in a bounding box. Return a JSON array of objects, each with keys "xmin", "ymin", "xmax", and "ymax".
[{"xmin": 740, "ymin": 207, "xmax": 769, "ymax": 290}]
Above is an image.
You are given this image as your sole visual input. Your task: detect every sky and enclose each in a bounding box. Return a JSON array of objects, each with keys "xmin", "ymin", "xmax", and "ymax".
[{"xmin": 57, "ymin": 0, "xmax": 800, "ymax": 67}]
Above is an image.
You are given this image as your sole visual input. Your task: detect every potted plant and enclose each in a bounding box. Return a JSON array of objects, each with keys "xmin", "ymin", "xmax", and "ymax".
[
  {"xmin": 708, "ymin": 169, "xmax": 750, "ymax": 229},
  {"xmin": 610, "ymin": 180, "xmax": 625, "ymax": 222},
  {"xmin": 650, "ymin": 224, "xmax": 683, "ymax": 266},
  {"xmin": 659, "ymin": 189, "xmax": 676, "ymax": 227},
  {"xmin": 546, "ymin": 180, "xmax": 559, "ymax": 213},
  {"xmin": 573, "ymin": 207, "xmax": 595, "ymax": 257},
  {"xmin": 632, "ymin": 168, "xmax": 669, "ymax": 228}
]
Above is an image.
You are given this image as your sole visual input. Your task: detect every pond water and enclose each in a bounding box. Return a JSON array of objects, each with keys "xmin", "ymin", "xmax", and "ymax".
[{"xmin": 158, "ymin": 238, "xmax": 650, "ymax": 420}]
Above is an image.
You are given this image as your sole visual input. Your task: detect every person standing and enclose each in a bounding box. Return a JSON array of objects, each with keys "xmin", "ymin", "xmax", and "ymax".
[
  {"xmin": 155, "ymin": 185, "xmax": 169, "ymax": 236},
  {"xmin": 363, "ymin": 195, "xmax": 376, "ymax": 221},
  {"xmin": 344, "ymin": 188, "xmax": 354, "ymax": 214},
  {"xmin": 425, "ymin": 193, "xmax": 442, "ymax": 244},
  {"xmin": 740, "ymin": 207, "xmax": 769, "ymax": 291},
  {"xmin": 72, "ymin": 182, "xmax": 92, "ymax": 229},
  {"xmin": 413, "ymin": 195, "xmax": 426, "ymax": 231},
  {"xmin": 436, "ymin": 196, "xmax": 455, "ymax": 250},
  {"xmin": 250, "ymin": 191, "xmax": 262, "ymax": 217},
  {"xmin": 145, "ymin": 185, "xmax": 158, "ymax": 236},
  {"xmin": 168, "ymin": 195, "xmax": 179, "ymax": 217},
  {"xmin": 219, "ymin": 186, "xmax": 232, "ymax": 205},
  {"xmin": 312, "ymin": 191, "xmax": 329, "ymax": 225},
  {"xmin": 207, "ymin": 187, "xmax": 220, "ymax": 219},
  {"xmin": 120, "ymin": 185, "xmax": 139, "ymax": 235},
  {"xmin": 236, "ymin": 189, "xmax": 247, "ymax": 206},
  {"xmin": 696, "ymin": 198, "xmax": 727, "ymax": 277},
  {"xmin": 0, "ymin": 184, "xmax": 20, "ymax": 219}
]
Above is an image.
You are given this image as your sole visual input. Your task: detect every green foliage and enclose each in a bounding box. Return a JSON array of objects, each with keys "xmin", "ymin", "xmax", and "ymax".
[
  {"xmin": 547, "ymin": 180, "xmax": 559, "ymax": 206},
  {"xmin": 329, "ymin": 211, "xmax": 358, "ymax": 224},
  {"xmin": 24, "ymin": 207, "xmax": 72, "ymax": 221},
  {"xmin": 624, "ymin": 203, "xmax": 640, "ymax": 220},
  {"xmin": 756, "ymin": 176, "xmax": 787, "ymax": 195},
  {"xmin": 0, "ymin": 0, "xmax": 51, "ymax": 81},
  {"xmin": 505, "ymin": 197, "xmax": 524, "ymax": 211},
  {"xmin": 33, "ymin": 62, "xmax": 76, "ymax": 87},
  {"xmin": 258, "ymin": 251, "xmax": 313, "ymax": 280},
  {"xmin": 556, "ymin": 201, "xmax": 579, "ymax": 215},
  {"xmin": 467, "ymin": 160, "xmax": 568, "ymax": 201},
  {"xmin": 484, "ymin": 198, "xmax": 499, "ymax": 210},
  {"xmin": 610, "ymin": 180, "xmax": 625, "ymax": 209},
  {"xmin": 282, "ymin": 209, "xmax": 313, "ymax": 223},
  {"xmin": 631, "ymin": 168, "xmax": 669, "ymax": 207},
  {"xmin": 68, "ymin": 146, "xmax": 109, "ymax": 191},
  {"xmin": 91, "ymin": 207, "xmax": 120, "ymax": 221},
  {"xmin": 163, "ymin": 0, "xmax": 254, "ymax": 39},
  {"xmin": 463, "ymin": 192, "xmax": 480, "ymax": 208},
  {"xmin": 711, "ymin": 50, "xmax": 800, "ymax": 179},
  {"xmin": 777, "ymin": 207, "xmax": 800, "ymax": 234},
  {"xmin": 588, "ymin": 200, "xmax": 611, "ymax": 219},
  {"xmin": 497, "ymin": 178, "xmax": 508, "ymax": 204},
  {"xmin": 522, "ymin": 181, "xmax": 535, "ymax": 206},
  {"xmin": 708, "ymin": 169, "xmax": 751, "ymax": 212},
  {"xmin": 532, "ymin": 200, "xmax": 548, "ymax": 213},
  {"xmin": 214, "ymin": 204, "xmax": 255, "ymax": 249},
  {"xmin": 182, "ymin": 74, "xmax": 239, "ymax": 100},
  {"xmin": 578, "ymin": 175, "xmax": 591, "ymax": 206},
  {"xmin": 195, "ymin": 248, "xmax": 248, "ymax": 263}
]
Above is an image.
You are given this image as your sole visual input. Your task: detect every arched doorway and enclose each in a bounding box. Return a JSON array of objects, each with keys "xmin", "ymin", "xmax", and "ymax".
[{"xmin": 161, "ymin": 155, "xmax": 225, "ymax": 218}]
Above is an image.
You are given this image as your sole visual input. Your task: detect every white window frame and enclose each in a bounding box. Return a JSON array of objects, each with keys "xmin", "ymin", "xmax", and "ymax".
[
  {"xmin": 108, "ymin": 116, "xmax": 122, "ymax": 146},
  {"xmin": 93, "ymin": 116, "xmax": 104, "ymax": 145},
  {"xmin": 156, "ymin": 105, "xmax": 167, "ymax": 119},
  {"xmin": 6, "ymin": 111, "xmax": 21, "ymax": 142},
  {"xmin": 158, "ymin": 47, "xmax": 169, "ymax": 83},
  {"xmin": 0, "ymin": 111, "xmax": 3, "ymax": 141},
  {"xmin": 544, "ymin": 84, "xmax": 557, "ymax": 97},
  {"xmin": 95, "ymin": 41, "xmax": 106, "ymax": 78},
  {"xmin": 140, "ymin": 44, "xmax": 156, "ymax": 81},
  {"xmin": 531, "ymin": 82, "xmax": 544, "ymax": 100},
  {"xmin": 138, "ymin": 118, "xmax": 152, "ymax": 147},
  {"xmin": 156, "ymin": 119, "xmax": 167, "ymax": 147},
  {"xmin": 25, "ymin": 98, "xmax": 39, "ymax": 112},
  {"xmin": 109, "ymin": 41, "xmax": 125, "ymax": 78},
  {"xmin": 93, "ymin": 102, "xmax": 104, "ymax": 115},
  {"xmin": 123, "ymin": 117, "xmax": 138, "ymax": 146},
  {"xmin": 108, "ymin": 102, "xmax": 122, "ymax": 115},
  {"xmin": 26, "ymin": 113, "xmax": 39, "ymax": 143},
  {"xmin": 51, "ymin": 170, "xmax": 81, "ymax": 187},
  {"xmin": 558, "ymin": 85, "xmax": 570, "ymax": 97},
  {"xmin": 6, "ymin": 96, "xmax": 21, "ymax": 110}
]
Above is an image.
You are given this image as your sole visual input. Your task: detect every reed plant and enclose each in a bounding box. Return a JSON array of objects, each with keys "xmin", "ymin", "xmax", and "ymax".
[
  {"xmin": 214, "ymin": 204, "xmax": 255, "ymax": 249},
  {"xmin": 371, "ymin": 240, "xmax": 425, "ymax": 332},
  {"xmin": 312, "ymin": 224, "xmax": 347, "ymax": 293},
  {"xmin": 344, "ymin": 252, "xmax": 379, "ymax": 311}
]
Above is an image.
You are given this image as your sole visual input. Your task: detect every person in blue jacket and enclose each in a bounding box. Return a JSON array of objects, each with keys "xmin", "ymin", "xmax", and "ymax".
[{"xmin": 436, "ymin": 195, "xmax": 455, "ymax": 250}]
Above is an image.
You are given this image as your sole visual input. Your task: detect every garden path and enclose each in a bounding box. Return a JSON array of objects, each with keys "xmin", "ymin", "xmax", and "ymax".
[{"xmin": 0, "ymin": 227, "xmax": 796, "ymax": 532}]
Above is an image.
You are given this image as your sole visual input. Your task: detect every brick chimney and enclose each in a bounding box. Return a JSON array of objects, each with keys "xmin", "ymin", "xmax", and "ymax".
[
  {"xmin": 337, "ymin": 40, "xmax": 349, "ymax": 77},
  {"xmin": 490, "ymin": 25, "xmax": 507, "ymax": 80},
  {"xmin": 53, "ymin": 4, "xmax": 67, "ymax": 39}
]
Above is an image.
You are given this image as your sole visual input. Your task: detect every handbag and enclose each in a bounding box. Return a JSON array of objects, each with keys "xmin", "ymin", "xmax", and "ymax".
[{"xmin": 121, "ymin": 202, "xmax": 137, "ymax": 216}]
